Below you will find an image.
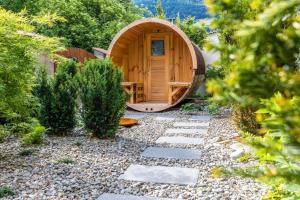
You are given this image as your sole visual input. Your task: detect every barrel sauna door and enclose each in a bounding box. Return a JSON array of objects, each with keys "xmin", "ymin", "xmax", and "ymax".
[{"xmin": 146, "ymin": 33, "xmax": 170, "ymax": 102}]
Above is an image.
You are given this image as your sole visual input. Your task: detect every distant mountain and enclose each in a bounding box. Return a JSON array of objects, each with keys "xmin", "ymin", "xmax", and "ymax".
[{"xmin": 134, "ymin": 0, "xmax": 210, "ymax": 20}]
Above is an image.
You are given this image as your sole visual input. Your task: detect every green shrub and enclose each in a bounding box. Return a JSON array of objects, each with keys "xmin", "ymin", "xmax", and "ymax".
[
  {"xmin": 207, "ymin": 100, "xmax": 221, "ymax": 116},
  {"xmin": 175, "ymin": 16, "xmax": 207, "ymax": 48},
  {"xmin": 0, "ymin": 125, "xmax": 10, "ymax": 143},
  {"xmin": 206, "ymin": 0, "xmax": 300, "ymax": 198},
  {"xmin": 22, "ymin": 125, "xmax": 45, "ymax": 145},
  {"xmin": 56, "ymin": 157, "xmax": 75, "ymax": 164},
  {"xmin": 205, "ymin": 66, "xmax": 225, "ymax": 81},
  {"xmin": 180, "ymin": 103, "xmax": 206, "ymax": 113},
  {"xmin": 79, "ymin": 59, "xmax": 126, "ymax": 138},
  {"xmin": 0, "ymin": 8, "xmax": 60, "ymax": 142},
  {"xmin": 232, "ymin": 106, "xmax": 260, "ymax": 135},
  {"xmin": 19, "ymin": 149, "xmax": 35, "ymax": 156},
  {"xmin": 36, "ymin": 60, "xmax": 78, "ymax": 134},
  {"xmin": 0, "ymin": 186, "xmax": 14, "ymax": 198}
]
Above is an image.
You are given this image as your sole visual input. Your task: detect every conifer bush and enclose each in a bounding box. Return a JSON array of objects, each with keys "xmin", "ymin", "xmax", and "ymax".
[
  {"xmin": 79, "ymin": 59, "xmax": 126, "ymax": 138},
  {"xmin": 36, "ymin": 60, "xmax": 78, "ymax": 134}
]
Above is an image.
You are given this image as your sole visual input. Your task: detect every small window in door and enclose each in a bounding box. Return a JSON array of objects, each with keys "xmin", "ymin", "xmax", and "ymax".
[{"xmin": 151, "ymin": 40, "xmax": 165, "ymax": 56}]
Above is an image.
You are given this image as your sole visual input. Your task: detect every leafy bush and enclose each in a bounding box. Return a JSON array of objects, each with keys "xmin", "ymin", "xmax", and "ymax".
[
  {"xmin": 205, "ymin": 66, "xmax": 224, "ymax": 81},
  {"xmin": 22, "ymin": 124, "xmax": 45, "ymax": 145},
  {"xmin": 79, "ymin": 59, "xmax": 126, "ymax": 138},
  {"xmin": 0, "ymin": 125, "xmax": 10, "ymax": 143},
  {"xmin": 207, "ymin": 100, "xmax": 221, "ymax": 117},
  {"xmin": 176, "ymin": 16, "xmax": 207, "ymax": 48},
  {"xmin": 19, "ymin": 149, "xmax": 35, "ymax": 156},
  {"xmin": 0, "ymin": 186, "xmax": 14, "ymax": 198},
  {"xmin": 0, "ymin": 8, "xmax": 60, "ymax": 124},
  {"xmin": 206, "ymin": 0, "xmax": 300, "ymax": 198},
  {"xmin": 232, "ymin": 106, "xmax": 260, "ymax": 134},
  {"xmin": 36, "ymin": 61, "xmax": 78, "ymax": 134},
  {"xmin": 180, "ymin": 103, "xmax": 206, "ymax": 114}
]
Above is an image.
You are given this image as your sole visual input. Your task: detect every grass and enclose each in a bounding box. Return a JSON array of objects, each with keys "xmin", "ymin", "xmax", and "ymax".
[
  {"xmin": 56, "ymin": 157, "xmax": 75, "ymax": 164},
  {"xmin": 19, "ymin": 149, "xmax": 34, "ymax": 156},
  {"xmin": 0, "ymin": 186, "xmax": 14, "ymax": 198}
]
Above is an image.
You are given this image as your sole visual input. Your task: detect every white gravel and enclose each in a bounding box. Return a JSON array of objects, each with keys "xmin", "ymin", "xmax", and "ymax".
[{"xmin": 0, "ymin": 110, "xmax": 265, "ymax": 200}]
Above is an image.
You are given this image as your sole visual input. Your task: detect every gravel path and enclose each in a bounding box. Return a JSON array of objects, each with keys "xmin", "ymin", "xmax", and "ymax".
[{"xmin": 0, "ymin": 110, "xmax": 265, "ymax": 200}]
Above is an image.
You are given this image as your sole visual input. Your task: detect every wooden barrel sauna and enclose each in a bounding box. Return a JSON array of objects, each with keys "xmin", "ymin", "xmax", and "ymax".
[{"xmin": 107, "ymin": 18, "xmax": 205, "ymax": 112}]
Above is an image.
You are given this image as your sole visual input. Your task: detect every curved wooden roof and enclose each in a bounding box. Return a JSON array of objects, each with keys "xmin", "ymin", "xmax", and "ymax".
[{"xmin": 107, "ymin": 18, "xmax": 199, "ymax": 70}]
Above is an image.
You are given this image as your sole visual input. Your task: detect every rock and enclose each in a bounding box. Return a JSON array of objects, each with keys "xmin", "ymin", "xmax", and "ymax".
[
  {"xmin": 230, "ymin": 150, "xmax": 245, "ymax": 159},
  {"xmin": 0, "ymin": 110, "xmax": 265, "ymax": 200}
]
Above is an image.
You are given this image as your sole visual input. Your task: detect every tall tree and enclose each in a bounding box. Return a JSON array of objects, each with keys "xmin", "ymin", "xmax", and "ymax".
[
  {"xmin": 155, "ymin": 0, "xmax": 166, "ymax": 19},
  {"xmin": 0, "ymin": 0, "xmax": 145, "ymax": 51}
]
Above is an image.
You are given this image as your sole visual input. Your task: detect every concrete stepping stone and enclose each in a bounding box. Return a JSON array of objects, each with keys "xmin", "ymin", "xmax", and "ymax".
[
  {"xmin": 189, "ymin": 115, "xmax": 211, "ymax": 121},
  {"xmin": 119, "ymin": 164, "xmax": 199, "ymax": 185},
  {"xmin": 165, "ymin": 128, "xmax": 207, "ymax": 135},
  {"xmin": 124, "ymin": 114, "xmax": 146, "ymax": 120},
  {"xmin": 154, "ymin": 116, "xmax": 176, "ymax": 121},
  {"xmin": 173, "ymin": 122, "xmax": 209, "ymax": 127},
  {"xmin": 142, "ymin": 147, "xmax": 201, "ymax": 160},
  {"xmin": 156, "ymin": 136, "xmax": 204, "ymax": 145},
  {"xmin": 97, "ymin": 193, "xmax": 173, "ymax": 200}
]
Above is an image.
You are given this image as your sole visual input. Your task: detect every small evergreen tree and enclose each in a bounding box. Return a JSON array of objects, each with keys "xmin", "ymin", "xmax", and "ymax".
[
  {"xmin": 36, "ymin": 60, "xmax": 78, "ymax": 134},
  {"xmin": 155, "ymin": 0, "xmax": 166, "ymax": 19},
  {"xmin": 79, "ymin": 59, "xmax": 126, "ymax": 138}
]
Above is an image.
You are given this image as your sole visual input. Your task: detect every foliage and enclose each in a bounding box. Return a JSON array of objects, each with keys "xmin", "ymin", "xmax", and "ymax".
[
  {"xmin": 175, "ymin": 16, "xmax": 207, "ymax": 48},
  {"xmin": 0, "ymin": 8, "xmax": 60, "ymax": 125},
  {"xmin": 73, "ymin": 141, "xmax": 83, "ymax": 147},
  {"xmin": 0, "ymin": 186, "xmax": 14, "ymax": 199},
  {"xmin": 0, "ymin": 8, "xmax": 60, "ymax": 144},
  {"xmin": 79, "ymin": 59, "xmax": 126, "ymax": 138},
  {"xmin": 205, "ymin": 65, "xmax": 224, "ymax": 81},
  {"xmin": 35, "ymin": 61, "xmax": 78, "ymax": 134},
  {"xmin": 135, "ymin": 0, "xmax": 210, "ymax": 20},
  {"xmin": 180, "ymin": 103, "xmax": 206, "ymax": 114},
  {"xmin": 0, "ymin": 125, "xmax": 10, "ymax": 143},
  {"xmin": 0, "ymin": 0, "xmax": 145, "ymax": 51},
  {"xmin": 19, "ymin": 149, "xmax": 35, "ymax": 156},
  {"xmin": 232, "ymin": 106, "xmax": 260, "ymax": 134},
  {"xmin": 155, "ymin": 0, "xmax": 165, "ymax": 19},
  {"xmin": 22, "ymin": 123, "xmax": 45, "ymax": 145},
  {"xmin": 56, "ymin": 157, "xmax": 75, "ymax": 164},
  {"xmin": 153, "ymin": 1, "xmax": 207, "ymax": 48},
  {"xmin": 237, "ymin": 152, "xmax": 251, "ymax": 163},
  {"xmin": 206, "ymin": 0, "xmax": 300, "ymax": 198},
  {"xmin": 207, "ymin": 100, "xmax": 221, "ymax": 116}
]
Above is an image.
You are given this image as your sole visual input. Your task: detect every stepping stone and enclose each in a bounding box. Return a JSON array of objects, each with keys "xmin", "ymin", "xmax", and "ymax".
[
  {"xmin": 165, "ymin": 128, "xmax": 207, "ymax": 135},
  {"xmin": 119, "ymin": 164, "xmax": 199, "ymax": 185},
  {"xmin": 189, "ymin": 115, "xmax": 211, "ymax": 121},
  {"xmin": 124, "ymin": 114, "xmax": 146, "ymax": 120},
  {"xmin": 142, "ymin": 147, "xmax": 201, "ymax": 160},
  {"xmin": 97, "ymin": 193, "xmax": 173, "ymax": 200},
  {"xmin": 154, "ymin": 116, "xmax": 176, "ymax": 121},
  {"xmin": 156, "ymin": 136, "xmax": 204, "ymax": 145},
  {"xmin": 173, "ymin": 122, "xmax": 209, "ymax": 127}
]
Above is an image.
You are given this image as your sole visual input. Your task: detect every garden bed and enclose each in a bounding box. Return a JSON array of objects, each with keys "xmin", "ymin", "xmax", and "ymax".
[{"xmin": 0, "ymin": 111, "xmax": 265, "ymax": 199}]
